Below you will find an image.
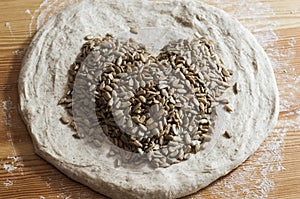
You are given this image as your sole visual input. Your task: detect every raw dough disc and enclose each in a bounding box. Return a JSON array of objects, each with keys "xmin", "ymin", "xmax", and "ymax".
[{"xmin": 19, "ymin": 0, "xmax": 279, "ymax": 198}]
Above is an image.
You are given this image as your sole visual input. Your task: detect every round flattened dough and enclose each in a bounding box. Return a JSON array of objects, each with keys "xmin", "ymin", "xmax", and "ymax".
[{"xmin": 18, "ymin": 0, "xmax": 279, "ymax": 198}]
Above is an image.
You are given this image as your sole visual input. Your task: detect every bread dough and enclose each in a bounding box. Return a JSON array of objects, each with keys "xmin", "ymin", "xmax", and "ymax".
[{"xmin": 18, "ymin": 0, "xmax": 279, "ymax": 198}]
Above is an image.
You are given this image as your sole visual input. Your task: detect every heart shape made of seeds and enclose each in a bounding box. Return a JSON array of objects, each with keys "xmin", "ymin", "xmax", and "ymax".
[{"xmin": 59, "ymin": 34, "xmax": 232, "ymax": 169}]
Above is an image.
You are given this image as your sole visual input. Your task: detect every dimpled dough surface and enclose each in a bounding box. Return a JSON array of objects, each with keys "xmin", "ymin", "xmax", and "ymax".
[{"xmin": 18, "ymin": 0, "xmax": 279, "ymax": 198}]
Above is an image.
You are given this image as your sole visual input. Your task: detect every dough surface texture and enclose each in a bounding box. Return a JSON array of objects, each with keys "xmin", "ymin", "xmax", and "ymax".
[{"xmin": 19, "ymin": 0, "xmax": 279, "ymax": 198}]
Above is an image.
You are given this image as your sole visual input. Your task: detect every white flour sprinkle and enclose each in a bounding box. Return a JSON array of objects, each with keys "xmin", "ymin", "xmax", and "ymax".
[
  {"xmin": 57, "ymin": 193, "xmax": 72, "ymax": 199},
  {"xmin": 3, "ymin": 179, "xmax": 14, "ymax": 187},
  {"xmin": 2, "ymin": 156, "xmax": 24, "ymax": 176},
  {"xmin": 2, "ymin": 100, "xmax": 9, "ymax": 110},
  {"xmin": 19, "ymin": 0, "xmax": 296, "ymax": 198},
  {"xmin": 1, "ymin": 99, "xmax": 16, "ymax": 158},
  {"xmin": 1, "ymin": 100, "xmax": 13, "ymax": 127},
  {"xmin": 3, "ymin": 163, "xmax": 17, "ymax": 173},
  {"xmin": 25, "ymin": 9, "xmax": 31, "ymax": 15},
  {"xmin": 288, "ymin": 38, "xmax": 297, "ymax": 47},
  {"xmin": 13, "ymin": 49, "xmax": 25, "ymax": 57},
  {"xmin": 28, "ymin": 0, "xmax": 79, "ymax": 36},
  {"xmin": 296, "ymin": 110, "xmax": 300, "ymax": 130},
  {"xmin": 4, "ymin": 22, "xmax": 15, "ymax": 39}
]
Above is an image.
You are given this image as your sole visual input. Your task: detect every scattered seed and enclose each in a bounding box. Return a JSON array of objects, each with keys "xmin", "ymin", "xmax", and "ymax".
[
  {"xmin": 165, "ymin": 134, "xmax": 174, "ymax": 141},
  {"xmin": 233, "ymin": 82, "xmax": 239, "ymax": 94},
  {"xmin": 84, "ymin": 35, "xmax": 94, "ymax": 40},
  {"xmin": 70, "ymin": 121, "xmax": 77, "ymax": 131},
  {"xmin": 60, "ymin": 116, "xmax": 70, "ymax": 124},
  {"xmin": 218, "ymin": 99, "xmax": 229, "ymax": 104},
  {"xmin": 177, "ymin": 149, "xmax": 184, "ymax": 160},
  {"xmin": 130, "ymin": 27, "xmax": 138, "ymax": 34},
  {"xmin": 184, "ymin": 133, "xmax": 192, "ymax": 144},
  {"xmin": 194, "ymin": 143, "xmax": 201, "ymax": 152},
  {"xmin": 184, "ymin": 153, "xmax": 191, "ymax": 160},
  {"xmin": 105, "ymin": 85, "xmax": 113, "ymax": 91},
  {"xmin": 223, "ymin": 131, "xmax": 232, "ymax": 139},
  {"xmin": 199, "ymin": 118, "xmax": 209, "ymax": 124},
  {"xmin": 58, "ymin": 97, "xmax": 66, "ymax": 105},
  {"xmin": 224, "ymin": 105, "xmax": 233, "ymax": 112},
  {"xmin": 221, "ymin": 68, "xmax": 230, "ymax": 77},
  {"xmin": 114, "ymin": 159, "xmax": 121, "ymax": 168},
  {"xmin": 139, "ymin": 95, "xmax": 146, "ymax": 103},
  {"xmin": 116, "ymin": 57, "xmax": 122, "ymax": 66},
  {"xmin": 108, "ymin": 149, "xmax": 116, "ymax": 157},
  {"xmin": 145, "ymin": 118, "xmax": 154, "ymax": 126},
  {"xmin": 103, "ymin": 92, "xmax": 111, "ymax": 101},
  {"xmin": 133, "ymin": 140, "xmax": 143, "ymax": 148},
  {"xmin": 172, "ymin": 124, "xmax": 179, "ymax": 135},
  {"xmin": 139, "ymin": 124, "xmax": 147, "ymax": 131},
  {"xmin": 169, "ymin": 150, "xmax": 179, "ymax": 158},
  {"xmin": 72, "ymin": 133, "xmax": 81, "ymax": 139}
]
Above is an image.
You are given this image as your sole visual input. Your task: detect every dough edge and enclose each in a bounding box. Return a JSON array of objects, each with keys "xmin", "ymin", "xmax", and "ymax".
[{"xmin": 18, "ymin": 0, "xmax": 279, "ymax": 198}]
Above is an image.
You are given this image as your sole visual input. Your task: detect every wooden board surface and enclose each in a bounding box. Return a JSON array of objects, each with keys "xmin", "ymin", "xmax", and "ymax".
[{"xmin": 0, "ymin": 0, "xmax": 299, "ymax": 198}]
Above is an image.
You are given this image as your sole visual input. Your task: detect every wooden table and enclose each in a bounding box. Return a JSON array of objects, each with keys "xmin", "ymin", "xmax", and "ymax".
[{"xmin": 0, "ymin": 0, "xmax": 299, "ymax": 198}]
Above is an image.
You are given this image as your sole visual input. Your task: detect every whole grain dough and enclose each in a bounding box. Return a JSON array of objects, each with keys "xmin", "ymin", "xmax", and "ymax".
[{"xmin": 18, "ymin": 0, "xmax": 279, "ymax": 198}]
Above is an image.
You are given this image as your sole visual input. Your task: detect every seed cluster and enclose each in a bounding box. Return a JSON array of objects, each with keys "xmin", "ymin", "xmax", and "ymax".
[{"xmin": 59, "ymin": 34, "xmax": 232, "ymax": 168}]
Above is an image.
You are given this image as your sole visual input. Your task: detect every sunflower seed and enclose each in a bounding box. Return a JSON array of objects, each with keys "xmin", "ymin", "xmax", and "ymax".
[
  {"xmin": 233, "ymin": 82, "xmax": 239, "ymax": 94},
  {"xmin": 84, "ymin": 35, "xmax": 94, "ymax": 40},
  {"xmin": 130, "ymin": 27, "xmax": 138, "ymax": 34},
  {"xmin": 183, "ymin": 153, "xmax": 191, "ymax": 160},
  {"xmin": 177, "ymin": 149, "xmax": 184, "ymax": 160},
  {"xmin": 224, "ymin": 105, "xmax": 233, "ymax": 112},
  {"xmin": 199, "ymin": 118, "xmax": 209, "ymax": 124},
  {"xmin": 218, "ymin": 99, "xmax": 229, "ymax": 104},
  {"xmin": 184, "ymin": 133, "xmax": 192, "ymax": 144},
  {"xmin": 58, "ymin": 35, "xmax": 233, "ymax": 169},
  {"xmin": 60, "ymin": 116, "xmax": 70, "ymax": 124},
  {"xmin": 223, "ymin": 131, "xmax": 232, "ymax": 139},
  {"xmin": 114, "ymin": 159, "xmax": 121, "ymax": 168}
]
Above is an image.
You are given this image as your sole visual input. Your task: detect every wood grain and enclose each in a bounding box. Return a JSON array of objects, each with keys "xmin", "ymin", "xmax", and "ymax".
[{"xmin": 0, "ymin": 0, "xmax": 299, "ymax": 198}]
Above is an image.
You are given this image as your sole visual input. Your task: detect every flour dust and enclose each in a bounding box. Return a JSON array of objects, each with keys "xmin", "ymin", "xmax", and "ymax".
[{"xmin": 1, "ymin": 99, "xmax": 26, "ymax": 187}]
